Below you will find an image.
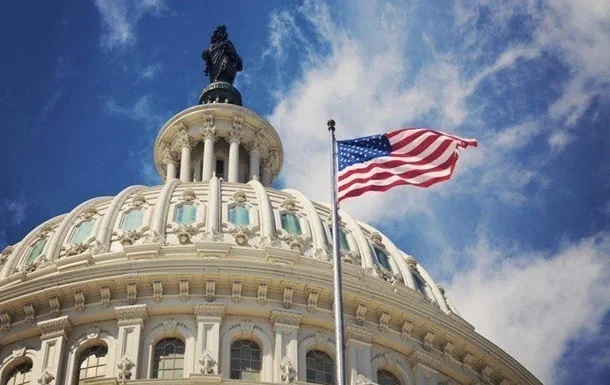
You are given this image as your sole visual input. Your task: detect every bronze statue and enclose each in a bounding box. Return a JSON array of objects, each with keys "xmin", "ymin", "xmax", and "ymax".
[{"xmin": 202, "ymin": 25, "xmax": 243, "ymax": 84}]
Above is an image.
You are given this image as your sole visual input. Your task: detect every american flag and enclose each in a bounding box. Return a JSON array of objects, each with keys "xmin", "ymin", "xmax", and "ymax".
[{"xmin": 337, "ymin": 128, "xmax": 478, "ymax": 202}]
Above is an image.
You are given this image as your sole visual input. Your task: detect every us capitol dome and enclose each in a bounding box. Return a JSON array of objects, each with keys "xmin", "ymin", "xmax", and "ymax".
[{"xmin": 0, "ymin": 26, "xmax": 540, "ymax": 385}]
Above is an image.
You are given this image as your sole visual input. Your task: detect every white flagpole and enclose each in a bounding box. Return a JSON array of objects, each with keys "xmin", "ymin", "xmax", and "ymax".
[{"xmin": 328, "ymin": 119, "xmax": 347, "ymax": 385}]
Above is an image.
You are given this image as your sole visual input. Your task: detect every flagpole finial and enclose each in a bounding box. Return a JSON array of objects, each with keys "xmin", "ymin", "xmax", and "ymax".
[{"xmin": 327, "ymin": 119, "xmax": 336, "ymax": 132}]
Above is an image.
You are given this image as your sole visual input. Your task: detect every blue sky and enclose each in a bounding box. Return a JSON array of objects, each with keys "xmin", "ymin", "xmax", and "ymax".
[{"xmin": 0, "ymin": 1, "xmax": 608, "ymax": 383}]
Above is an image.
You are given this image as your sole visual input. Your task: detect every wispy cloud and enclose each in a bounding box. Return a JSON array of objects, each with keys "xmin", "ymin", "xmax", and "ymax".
[
  {"xmin": 0, "ymin": 198, "xmax": 30, "ymax": 249},
  {"xmin": 102, "ymin": 94, "xmax": 163, "ymax": 129},
  {"xmin": 141, "ymin": 63, "xmax": 163, "ymax": 80},
  {"xmin": 93, "ymin": 0, "xmax": 168, "ymax": 51}
]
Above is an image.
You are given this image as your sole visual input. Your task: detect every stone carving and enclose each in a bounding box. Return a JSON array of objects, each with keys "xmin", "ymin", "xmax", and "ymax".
[
  {"xmin": 175, "ymin": 224, "xmax": 197, "ymax": 245},
  {"xmin": 462, "ymin": 351, "xmax": 475, "ymax": 372},
  {"xmin": 194, "ymin": 304, "xmax": 226, "ymax": 318},
  {"xmin": 163, "ymin": 318, "xmax": 178, "ymax": 333},
  {"xmin": 182, "ymin": 188, "xmax": 196, "ymax": 201},
  {"xmin": 279, "ymin": 232, "xmax": 304, "ymax": 252},
  {"xmin": 280, "ymin": 197, "xmax": 298, "ymax": 211},
  {"xmin": 24, "ymin": 304, "xmax": 36, "ymax": 324},
  {"xmin": 206, "ymin": 280, "xmax": 216, "ymax": 302},
  {"xmin": 443, "ymin": 341, "xmax": 455, "ymax": 361},
  {"xmin": 130, "ymin": 192, "xmax": 147, "ymax": 207},
  {"xmin": 153, "ymin": 281, "xmax": 163, "ymax": 303},
  {"xmin": 370, "ymin": 232, "xmax": 383, "ymax": 245},
  {"xmin": 0, "ymin": 312, "xmax": 11, "ymax": 332},
  {"xmin": 229, "ymin": 226, "xmax": 253, "ymax": 245},
  {"xmin": 126, "ymin": 283, "xmax": 137, "ymax": 305},
  {"xmin": 240, "ymin": 320, "xmax": 254, "ymax": 334},
  {"xmin": 80, "ymin": 205, "xmax": 99, "ymax": 219},
  {"xmin": 345, "ymin": 324, "xmax": 374, "ymax": 344},
  {"xmin": 74, "ymin": 291, "xmax": 86, "ymax": 312},
  {"xmin": 179, "ymin": 280, "xmax": 189, "ymax": 302},
  {"xmin": 256, "ymin": 283, "xmax": 268, "ymax": 305},
  {"xmin": 280, "ymin": 357, "xmax": 297, "ymax": 383},
  {"xmin": 144, "ymin": 229, "xmax": 166, "ymax": 245},
  {"xmin": 378, "ymin": 311, "xmax": 390, "ymax": 332},
  {"xmin": 315, "ymin": 332, "xmax": 330, "ymax": 346},
  {"xmin": 401, "ymin": 320, "xmax": 413, "ymax": 341},
  {"xmin": 355, "ymin": 373, "xmax": 375, "ymax": 385},
  {"xmin": 37, "ymin": 316, "xmax": 71, "ymax": 338},
  {"xmin": 87, "ymin": 327, "xmax": 101, "ymax": 339},
  {"xmin": 12, "ymin": 346, "xmax": 26, "ymax": 359},
  {"xmin": 63, "ymin": 242, "xmax": 89, "ymax": 257},
  {"xmin": 161, "ymin": 141, "xmax": 177, "ymax": 165},
  {"xmin": 232, "ymin": 281, "xmax": 243, "ymax": 303},
  {"xmin": 49, "ymin": 297, "xmax": 61, "ymax": 318},
  {"xmin": 200, "ymin": 352, "xmax": 217, "ymax": 374},
  {"xmin": 116, "ymin": 230, "xmax": 144, "ymax": 247},
  {"xmin": 307, "ymin": 291, "xmax": 319, "ymax": 313},
  {"xmin": 115, "ymin": 304, "xmax": 148, "ymax": 323},
  {"xmin": 201, "ymin": 228, "xmax": 224, "ymax": 242},
  {"xmin": 270, "ymin": 310, "xmax": 303, "ymax": 326},
  {"xmin": 117, "ymin": 356, "xmax": 135, "ymax": 383},
  {"xmin": 404, "ymin": 255, "xmax": 417, "ymax": 268},
  {"xmin": 100, "ymin": 287, "xmax": 111, "ymax": 308},
  {"xmin": 37, "ymin": 371, "xmax": 54, "ymax": 384},
  {"xmin": 282, "ymin": 287, "xmax": 294, "ymax": 309},
  {"xmin": 232, "ymin": 190, "xmax": 247, "ymax": 203},
  {"xmin": 1, "ymin": 245, "xmax": 14, "ymax": 266},
  {"xmin": 202, "ymin": 25, "xmax": 242, "ymax": 84},
  {"xmin": 355, "ymin": 304, "xmax": 367, "ymax": 325},
  {"xmin": 422, "ymin": 331, "xmax": 436, "ymax": 351}
]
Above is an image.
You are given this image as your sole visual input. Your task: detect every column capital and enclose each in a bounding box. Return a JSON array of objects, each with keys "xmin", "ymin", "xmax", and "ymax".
[
  {"xmin": 115, "ymin": 304, "xmax": 148, "ymax": 326},
  {"xmin": 201, "ymin": 126, "xmax": 218, "ymax": 142},
  {"xmin": 194, "ymin": 304, "xmax": 225, "ymax": 320},
  {"xmin": 246, "ymin": 133, "xmax": 267, "ymax": 156},
  {"xmin": 37, "ymin": 315, "xmax": 71, "ymax": 339},
  {"xmin": 225, "ymin": 125, "xmax": 243, "ymax": 144},
  {"xmin": 270, "ymin": 309, "xmax": 303, "ymax": 327},
  {"xmin": 161, "ymin": 141, "xmax": 178, "ymax": 165}
]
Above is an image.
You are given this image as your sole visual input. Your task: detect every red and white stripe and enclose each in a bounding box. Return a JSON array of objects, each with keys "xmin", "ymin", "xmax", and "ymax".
[{"xmin": 337, "ymin": 128, "xmax": 477, "ymax": 202}]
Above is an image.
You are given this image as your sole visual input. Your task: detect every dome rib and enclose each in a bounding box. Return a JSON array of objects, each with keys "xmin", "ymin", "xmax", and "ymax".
[
  {"xmin": 207, "ymin": 177, "xmax": 220, "ymax": 233},
  {"xmin": 97, "ymin": 185, "xmax": 146, "ymax": 251},
  {"xmin": 151, "ymin": 179, "xmax": 180, "ymax": 236},
  {"xmin": 248, "ymin": 180, "xmax": 275, "ymax": 241}
]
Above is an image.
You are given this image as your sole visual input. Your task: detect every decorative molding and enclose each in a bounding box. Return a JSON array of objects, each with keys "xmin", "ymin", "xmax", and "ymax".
[
  {"xmin": 194, "ymin": 304, "xmax": 225, "ymax": 319},
  {"xmin": 37, "ymin": 371, "xmax": 54, "ymax": 384},
  {"xmin": 37, "ymin": 315, "xmax": 71, "ymax": 339},
  {"xmin": 378, "ymin": 311, "xmax": 390, "ymax": 333},
  {"xmin": 206, "ymin": 280, "xmax": 216, "ymax": 302},
  {"xmin": 24, "ymin": 304, "xmax": 36, "ymax": 324},
  {"xmin": 126, "ymin": 283, "xmax": 137, "ymax": 305},
  {"xmin": 307, "ymin": 291, "xmax": 319, "ymax": 313},
  {"xmin": 179, "ymin": 280, "xmax": 189, "ymax": 302},
  {"xmin": 117, "ymin": 356, "xmax": 135, "ymax": 383},
  {"xmin": 152, "ymin": 281, "xmax": 163, "ymax": 303},
  {"xmin": 162, "ymin": 318, "xmax": 178, "ymax": 333},
  {"xmin": 409, "ymin": 348, "xmax": 442, "ymax": 370},
  {"xmin": 401, "ymin": 320, "xmax": 413, "ymax": 341},
  {"xmin": 239, "ymin": 320, "xmax": 255, "ymax": 334},
  {"xmin": 270, "ymin": 310, "xmax": 303, "ymax": 326},
  {"xmin": 115, "ymin": 304, "xmax": 148, "ymax": 325},
  {"xmin": 182, "ymin": 188, "xmax": 197, "ymax": 201},
  {"xmin": 200, "ymin": 352, "xmax": 217, "ymax": 374},
  {"xmin": 282, "ymin": 287, "xmax": 294, "ymax": 309},
  {"xmin": 202, "ymin": 112, "xmax": 215, "ymax": 129},
  {"xmin": 12, "ymin": 345, "xmax": 27, "ymax": 359},
  {"xmin": 422, "ymin": 330, "xmax": 436, "ymax": 351},
  {"xmin": 355, "ymin": 304, "xmax": 367, "ymax": 325},
  {"xmin": 462, "ymin": 351, "xmax": 475, "ymax": 372},
  {"xmin": 0, "ymin": 312, "xmax": 11, "ymax": 333},
  {"xmin": 232, "ymin": 281, "xmax": 243, "ymax": 303},
  {"xmin": 49, "ymin": 296, "xmax": 61, "ymax": 318},
  {"xmin": 345, "ymin": 324, "xmax": 374, "ymax": 343},
  {"xmin": 100, "ymin": 286, "xmax": 111, "ymax": 308},
  {"xmin": 442, "ymin": 340, "xmax": 455, "ymax": 361},
  {"xmin": 74, "ymin": 291, "xmax": 86, "ymax": 312},
  {"xmin": 256, "ymin": 283, "xmax": 268, "ymax": 305},
  {"xmin": 355, "ymin": 373, "xmax": 375, "ymax": 385}
]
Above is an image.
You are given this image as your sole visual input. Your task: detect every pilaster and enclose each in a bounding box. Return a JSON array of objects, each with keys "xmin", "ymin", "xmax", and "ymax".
[
  {"xmin": 115, "ymin": 304, "xmax": 148, "ymax": 380},
  {"xmin": 194, "ymin": 304, "xmax": 225, "ymax": 374},
  {"xmin": 36, "ymin": 315, "xmax": 72, "ymax": 384},
  {"xmin": 270, "ymin": 310, "xmax": 302, "ymax": 383},
  {"xmin": 345, "ymin": 324, "xmax": 373, "ymax": 385}
]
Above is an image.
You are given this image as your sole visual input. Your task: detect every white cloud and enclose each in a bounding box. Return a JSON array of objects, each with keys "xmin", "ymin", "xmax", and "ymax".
[
  {"xmin": 446, "ymin": 232, "xmax": 610, "ymax": 384},
  {"xmin": 93, "ymin": 0, "xmax": 167, "ymax": 51},
  {"xmin": 141, "ymin": 63, "xmax": 163, "ymax": 80},
  {"xmin": 102, "ymin": 94, "xmax": 162, "ymax": 129},
  {"xmin": 3, "ymin": 199, "xmax": 29, "ymax": 225}
]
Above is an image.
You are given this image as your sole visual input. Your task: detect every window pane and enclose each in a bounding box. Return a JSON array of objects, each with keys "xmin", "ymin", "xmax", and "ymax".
[
  {"xmin": 229, "ymin": 206, "xmax": 250, "ymax": 226},
  {"xmin": 70, "ymin": 219, "xmax": 96, "ymax": 244},
  {"xmin": 26, "ymin": 238, "xmax": 47, "ymax": 263},
  {"xmin": 6, "ymin": 362, "xmax": 32, "ymax": 385},
  {"xmin": 176, "ymin": 204, "xmax": 196, "ymax": 225},
  {"xmin": 230, "ymin": 340, "xmax": 261, "ymax": 380},
  {"xmin": 152, "ymin": 338, "xmax": 185, "ymax": 379},
  {"xmin": 78, "ymin": 345, "xmax": 107, "ymax": 383},
  {"xmin": 281, "ymin": 213, "xmax": 302, "ymax": 235},
  {"xmin": 120, "ymin": 209, "xmax": 144, "ymax": 231},
  {"xmin": 306, "ymin": 350, "xmax": 334, "ymax": 385},
  {"xmin": 375, "ymin": 248, "xmax": 392, "ymax": 271}
]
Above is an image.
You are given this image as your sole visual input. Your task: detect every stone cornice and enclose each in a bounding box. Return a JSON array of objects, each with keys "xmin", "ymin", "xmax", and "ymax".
[
  {"xmin": 115, "ymin": 304, "xmax": 148, "ymax": 325},
  {"xmin": 194, "ymin": 304, "xmax": 225, "ymax": 319},
  {"xmin": 409, "ymin": 348, "xmax": 442, "ymax": 371},
  {"xmin": 37, "ymin": 315, "xmax": 71, "ymax": 339},
  {"xmin": 269, "ymin": 309, "xmax": 302, "ymax": 326},
  {"xmin": 345, "ymin": 324, "xmax": 374, "ymax": 344}
]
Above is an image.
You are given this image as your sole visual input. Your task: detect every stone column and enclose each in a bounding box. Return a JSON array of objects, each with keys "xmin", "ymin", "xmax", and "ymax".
[
  {"xmin": 226, "ymin": 117, "xmax": 243, "ymax": 183},
  {"xmin": 36, "ymin": 316, "xmax": 71, "ymax": 384},
  {"xmin": 161, "ymin": 142, "xmax": 178, "ymax": 181},
  {"xmin": 115, "ymin": 304, "xmax": 148, "ymax": 380},
  {"xmin": 345, "ymin": 325, "xmax": 374, "ymax": 385},
  {"xmin": 270, "ymin": 310, "xmax": 302, "ymax": 384},
  {"xmin": 249, "ymin": 146, "xmax": 260, "ymax": 182},
  {"xmin": 193, "ymin": 304, "xmax": 225, "ymax": 375},
  {"xmin": 177, "ymin": 125, "xmax": 192, "ymax": 183},
  {"xmin": 201, "ymin": 113, "xmax": 217, "ymax": 182}
]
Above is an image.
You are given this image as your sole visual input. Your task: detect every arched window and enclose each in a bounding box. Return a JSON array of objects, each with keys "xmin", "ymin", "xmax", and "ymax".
[
  {"xmin": 306, "ymin": 350, "xmax": 334, "ymax": 385},
  {"xmin": 175, "ymin": 204, "xmax": 197, "ymax": 225},
  {"xmin": 377, "ymin": 370, "xmax": 400, "ymax": 385},
  {"xmin": 229, "ymin": 206, "xmax": 250, "ymax": 226},
  {"xmin": 5, "ymin": 362, "xmax": 32, "ymax": 385},
  {"xmin": 26, "ymin": 238, "xmax": 47, "ymax": 263},
  {"xmin": 327, "ymin": 225, "xmax": 350, "ymax": 251},
  {"xmin": 120, "ymin": 209, "xmax": 144, "ymax": 231},
  {"xmin": 152, "ymin": 338, "xmax": 185, "ymax": 379},
  {"xmin": 281, "ymin": 213, "xmax": 302, "ymax": 235},
  {"xmin": 230, "ymin": 339, "xmax": 261, "ymax": 380},
  {"xmin": 76, "ymin": 345, "xmax": 108, "ymax": 383},
  {"xmin": 374, "ymin": 247, "xmax": 392, "ymax": 271},
  {"xmin": 70, "ymin": 219, "xmax": 96, "ymax": 244}
]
